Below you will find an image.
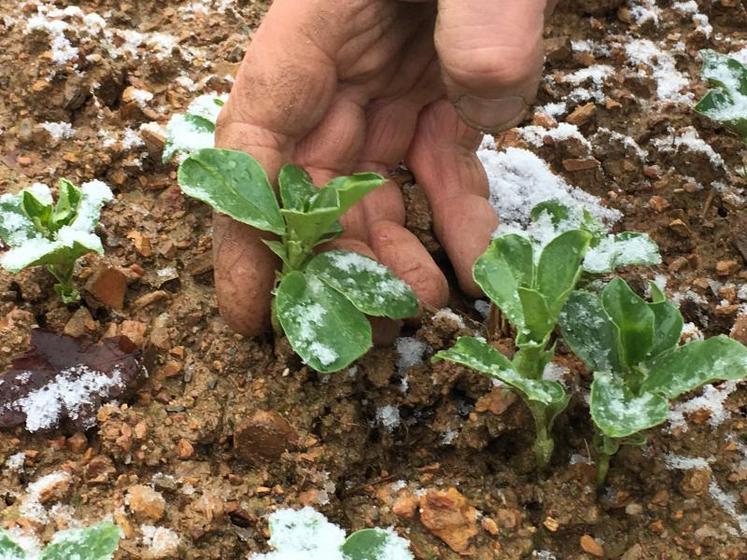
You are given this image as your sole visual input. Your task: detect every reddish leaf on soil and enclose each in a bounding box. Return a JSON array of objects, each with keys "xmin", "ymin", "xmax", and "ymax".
[{"xmin": 0, "ymin": 330, "xmax": 143, "ymax": 433}]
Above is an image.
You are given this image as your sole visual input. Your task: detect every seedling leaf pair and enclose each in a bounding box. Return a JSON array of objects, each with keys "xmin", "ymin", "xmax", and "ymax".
[
  {"xmin": 560, "ymin": 278, "xmax": 747, "ymax": 481},
  {"xmin": 0, "ymin": 180, "xmax": 113, "ymax": 303},
  {"xmin": 178, "ymin": 148, "xmax": 418, "ymax": 372},
  {"xmin": 0, "ymin": 522, "xmax": 119, "ymax": 560}
]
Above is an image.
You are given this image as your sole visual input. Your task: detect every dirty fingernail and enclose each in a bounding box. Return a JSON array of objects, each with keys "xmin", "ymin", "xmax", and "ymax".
[{"xmin": 454, "ymin": 95, "xmax": 528, "ymax": 133}]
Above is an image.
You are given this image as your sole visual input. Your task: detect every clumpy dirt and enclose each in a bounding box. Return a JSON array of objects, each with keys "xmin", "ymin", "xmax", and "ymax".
[{"xmin": 1, "ymin": 0, "xmax": 746, "ymax": 559}]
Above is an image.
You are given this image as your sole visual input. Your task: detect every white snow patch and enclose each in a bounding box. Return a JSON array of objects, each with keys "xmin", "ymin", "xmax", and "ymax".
[
  {"xmin": 40, "ymin": 121, "xmax": 74, "ymax": 140},
  {"xmin": 377, "ymin": 405, "xmax": 401, "ymax": 432},
  {"xmin": 141, "ymin": 525, "xmax": 181, "ymax": 557},
  {"xmin": 20, "ymin": 471, "xmax": 71, "ymax": 523},
  {"xmin": 667, "ymin": 382, "xmax": 738, "ymax": 432},
  {"xmin": 477, "ymin": 144, "xmax": 621, "ymax": 237},
  {"xmin": 5, "ymin": 452, "xmax": 26, "ymax": 472},
  {"xmin": 653, "ymin": 126, "xmax": 725, "ymax": 169},
  {"xmin": 517, "ymin": 123, "xmax": 592, "ymax": 150},
  {"xmin": 624, "ymin": 39, "xmax": 693, "ymax": 103}
]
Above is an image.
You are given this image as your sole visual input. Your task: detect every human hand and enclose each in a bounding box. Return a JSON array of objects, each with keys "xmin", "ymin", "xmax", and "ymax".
[{"xmin": 214, "ymin": 0, "xmax": 555, "ymax": 337}]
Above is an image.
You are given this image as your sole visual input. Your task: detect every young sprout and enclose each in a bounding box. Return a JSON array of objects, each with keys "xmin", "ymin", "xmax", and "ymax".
[
  {"xmin": 559, "ymin": 278, "xmax": 747, "ymax": 485},
  {"xmin": 0, "ymin": 179, "xmax": 113, "ymax": 303},
  {"xmin": 178, "ymin": 149, "xmax": 418, "ymax": 373},
  {"xmin": 434, "ymin": 202, "xmax": 661, "ymax": 467},
  {"xmin": 694, "ymin": 50, "xmax": 747, "ymax": 143},
  {"xmin": 0, "ymin": 522, "xmax": 120, "ymax": 560},
  {"xmin": 251, "ymin": 507, "xmax": 413, "ymax": 560}
]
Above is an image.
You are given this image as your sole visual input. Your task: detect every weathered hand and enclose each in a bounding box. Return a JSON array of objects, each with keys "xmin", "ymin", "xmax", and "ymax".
[{"xmin": 214, "ymin": 0, "xmax": 554, "ymax": 337}]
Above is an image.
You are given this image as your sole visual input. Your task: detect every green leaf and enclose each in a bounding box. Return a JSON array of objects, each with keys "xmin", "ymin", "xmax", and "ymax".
[
  {"xmin": 530, "ymin": 200, "xmax": 571, "ymax": 226},
  {"xmin": 559, "ymin": 290, "xmax": 620, "ymax": 372},
  {"xmin": 590, "ymin": 372, "xmax": 669, "ymax": 438},
  {"xmin": 278, "ymin": 164, "xmax": 318, "ymax": 211},
  {"xmin": 641, "ymin": 335, "xmax": 747, "ymax": 399},
  {"xmin": 695, "ymin": 50, "xmax": 747, "ymax": 142},
  {"xmin": 40, "ymin": 522, "xmax": 120, "ymax": 560},
  {"xmin": 537, "ymin": 229, "xmax": 591, "ymax": 318},
  {"xmin": 582, "ymin": 232, "xmax": 661, "ymax": 274},
  {"xmin": 473, "ymin": 234, "xmax": 534, "ymax": 330},
  {"xmin": 276, "ymin": 271, "xmax": 372, "ymax": 373},
  {"xmin": 309, "ymin": 173, "xmax": 385, "ymax": 216},
  {"xmin": 51, "ymin": 179, "xmax": 82, "ymax": 229},
  {"xmin": 178, "ymin": 148, "xmax": 285, "ymax": 235},
  {"xmin": 434, "ymin": 337, "xmax": 566, "ymax": 407},
  {"xmin": 1, "ymin": 234, "xmax": 104, "ymax": 274},
  {"xmin": 262, "ymin": 239, "xmax": 289, "ymax": 266},
  {"xmin": 0, "ymin": 193, "xmax": 36, "ymax": 248},
  {"xmin": 163, "ymin": 100, "xmax": 219, "ymax": 163},
  {"xmin": 601, "ymin": 279, "xmax": 655, "ymax": 369},
  {"xmin": 22, "ymin": 190, "xmax": 53, "ymax": 232},
  {"xmin": 342, "ymin": 528, "xmax": 412, "ymax": 560},
  {"xmin": 517, "ymin": 287, "xmax": 553, "ymax": 343},
  {"xmin": 0, "ymin": 532, "xmax": 25, "ymax": 560},
  {"xmin": 647, "ymin": 296, "xmax": 683, "ymax": 359},
  {"xmin": 306, "ymin": 250, "xmax": 418, "ymax": 319}
]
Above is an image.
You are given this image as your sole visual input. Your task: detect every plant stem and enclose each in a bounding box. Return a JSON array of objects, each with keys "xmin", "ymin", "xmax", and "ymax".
[
  {"xmin": 596, "ymin": 452, "xmax": 611, "ymax": 487},
  {"xmin": 47, "ymin": 263, "xmax": 79, "ymax": 304},
  {"xmin": 528, "ymin": 401, "xmax": 554, "ymax": 468},
  {"xmin": 513, "ymin": 344, "xmax": 548, "ymax": 380}
]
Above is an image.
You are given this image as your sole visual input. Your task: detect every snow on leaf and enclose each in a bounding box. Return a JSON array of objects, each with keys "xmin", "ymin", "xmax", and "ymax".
[
  {"xmin": 0, "ymin": 331, "xmax": 143, "ymax": 433},
  {"xmin": 695, "ymin": 50, "xmax": 747, "ymax": 142}
]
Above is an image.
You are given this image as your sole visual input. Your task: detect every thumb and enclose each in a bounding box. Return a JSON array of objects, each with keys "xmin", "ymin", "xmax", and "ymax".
[{"xmin": 435, "ymin": 0, "xmax": 547, "ymax": 132}]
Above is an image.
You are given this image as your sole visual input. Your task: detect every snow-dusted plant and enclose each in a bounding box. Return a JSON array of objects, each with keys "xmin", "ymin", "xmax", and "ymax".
[
  {"xmin": 695, "ymin": 50, "xmax": 747, "ymax": 143},
  {"xmin": 250, "ymin": 507, "xmax": 413, "ymax": 560},
  {"xmin": 559, "ymin": 278, "xmax": 747, "ymax": 485},
  {"xmin": 178, "ymin": 149, "xmax": 418, "ymax": 372},
  {"xmin": 0, "ymin": 179, "xmax": 113, "ymax": 303},
  {"xmin": 434, "ymin": 202, "xmax": 660, "ymax": 467},
  {"xmin": 162, "ymin": 94, "xmax": 227, "ymax": 162},
  {"xmin": 0, "ymin": 522, "xmax": 120, "ymax": 560}
]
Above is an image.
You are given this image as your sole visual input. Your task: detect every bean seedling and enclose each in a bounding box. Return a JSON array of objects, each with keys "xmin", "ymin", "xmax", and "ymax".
[
  {"xmin": 559, "ymin": 278, "xmax": 747, "ymax": 485},
  {"xmin": 251, "ymin": 507, "xmax": 413, "ymax": 560},
  {"xmin": 178, "ymin": 148, "xmax": 418, "ymax": 373},
  {"xmin": 694, "ymin": 50, "xmax": 747, "ymax": 143},
  {"xmin": 0, "ymin": 179, "xmax": 113, "ymax": 303},
  {"xmin": 0, "ymin": 522, "xmax": 120, "ymax": 560},
  {"xmin": 434, "ymin": 202, "xmax": 660, "ymax": 467}
]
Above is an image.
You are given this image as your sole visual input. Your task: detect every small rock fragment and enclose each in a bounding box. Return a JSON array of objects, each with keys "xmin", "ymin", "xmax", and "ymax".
[
  {"xmin": 716, "ymin": 260, "xmax": 739, "ymax": 277},
  {"xmin": 86, "ymin": 266, "xmax": 128, "ymax": 310},
  {"xmin": 419, "ymin": 488, "xmax": 479, "ymax": 554},
  {"xmin": 233, "ymin": 410, "xmax": 300, "ymax": 463},
  {"xmin": 127, "ymin": 484, "xmax": 166, "ymax": 522},
  {"xmin": 580, "ymin": 534, "xmax": 604, "ymax": 557}
]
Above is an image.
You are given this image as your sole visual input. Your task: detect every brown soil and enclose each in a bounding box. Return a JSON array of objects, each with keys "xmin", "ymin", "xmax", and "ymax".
[{"xmin": 1, "ymin": 1, "xmax": 746, "ymax": 559}]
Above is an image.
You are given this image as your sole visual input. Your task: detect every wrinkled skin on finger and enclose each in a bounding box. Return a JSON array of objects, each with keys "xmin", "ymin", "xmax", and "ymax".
[{"xmin": 213, "ymin": 0, "xmax": 552, "ymax": 338}]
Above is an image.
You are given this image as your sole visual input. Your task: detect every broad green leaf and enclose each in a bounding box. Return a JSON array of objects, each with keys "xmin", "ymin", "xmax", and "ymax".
[
  {"xmin": 0, "ymin": 532, "xmax": 25, "ymax": 559},
  {"xmin": 530, "ymin": 200, "xmax": 571, "ymax": 226},
  {"xmin": 695, "ymin": 50, "xmax": 747, "ymax": 142},
  {"xmin": 178, "ymin": 148, "xmax": 285, "ymax": 235},
  {"xmin": 434, "ymin": 337, "xmax": 566, "ymax": 406},
  {"xmin": 473, "ymin": 234, "xmax": 534, "ymax": 330},
  {"xmin": 280, "ymin": 206, "xmax": 341, "ymax": 247},
  {"xmin": 590, "ymin": 372, "xmax": 669, "ymax": 438},
  {"xmin": 583, "ymin": 232, "xmax": 661, "ymax": 274},
  {"xmin": 517, "ymin": 287, "xmax": 553, "ymax": 343},
  {"xmin": 647, "ymin": 297, "xmax": 683, "ymax": 359},
  {"xmin": 278, "ymin": 164, "xmax": 318, "ymax": 211},
  {"xmin": 51, "ymin": 179, "xmax": 82, "ymax": 229},
  {"xmin": 276, "ymin": 271, "xmax": 372, "ymax": 373},
  {"xmin": 0, "ymin": 193, "xmax": 36, "ymax": 247},
  {"xmin": 1, "ymin": 233, "xmax": 103, "ymax": 274},
  {"xmin": 559, "ymin": 290, "xmax": 619, "ymax": 372},
  {"xmin": 306, "ymin": 250, "xmax": 418, "ymax": 319},
  {"xmin": 342, "ymin": 528, "xmax": 412, "ymax": 560},
  {"xmin": 601, "ymin": 279, "xmax": 655, "ymax": 369},
  {"xmin": 648, "ymin": 281, "xmax": 666, "ymax": 303},
  {"xmin": 537, "ymin": 230, "xmax": 591, "ymax": 318},
  {"xmin": 641, "ymin": 335, "xmax": 747, "ymax": 399},
  {"xmin": 40, "ymin": 522, "xmax": 120, "ymax": 560}
]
